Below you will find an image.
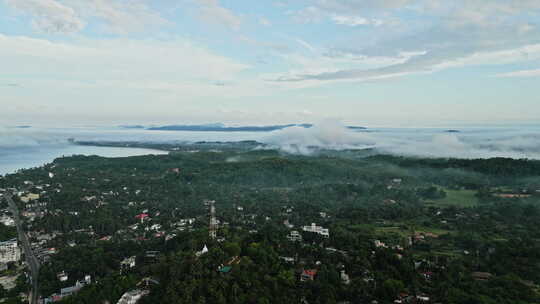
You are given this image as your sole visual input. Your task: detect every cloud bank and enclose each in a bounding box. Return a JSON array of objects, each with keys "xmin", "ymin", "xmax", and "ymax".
[
  {"xmin": 1, "ymin": 124, "xmax": 540, "ymax": 161},
  {"xmin": 264, "ymin": 121, "xmax": 540, "ymax": 159},
  {"xmin": 263, "ymin": 120, "xmax": 376, "ymax": 154}
]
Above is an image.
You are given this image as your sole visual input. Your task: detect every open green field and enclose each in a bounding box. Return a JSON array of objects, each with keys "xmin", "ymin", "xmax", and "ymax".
[
  {"xmin": 427, "ymin": 189, "xmax": 479, "ymax": 207},
  {"xmin": 372, "ymin": 224, "xmax": 452, "ymax": 238}
]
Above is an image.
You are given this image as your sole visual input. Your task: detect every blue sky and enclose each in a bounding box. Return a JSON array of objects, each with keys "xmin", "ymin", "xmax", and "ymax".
[{"xmin": 1, "ymin": 0, "xmax": 539, "ymax": 126}]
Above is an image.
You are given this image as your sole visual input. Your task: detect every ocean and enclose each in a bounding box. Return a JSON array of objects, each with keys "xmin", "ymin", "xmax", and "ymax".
[
  {"xmin": 0, "ymin": 126, "xmax": 262, "ymax": 175},
  {"xmin": 0, "ymin": 145, "xmax": 168, "ymax": 176}
]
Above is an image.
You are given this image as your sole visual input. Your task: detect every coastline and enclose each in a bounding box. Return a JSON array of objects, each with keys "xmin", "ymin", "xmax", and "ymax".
[{"xmin": 0, "ymin": 144, "xmax": 168, "ymax": 176}]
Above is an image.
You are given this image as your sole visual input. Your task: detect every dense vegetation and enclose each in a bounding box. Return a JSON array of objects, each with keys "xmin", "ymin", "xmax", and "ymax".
[
  {"xmin": 0, "ymin": 223, "xmax": 16, "ymax": 241},
  {"xmin": 1, "ymin": 145, "xmax": 540, "ymax": 303}
]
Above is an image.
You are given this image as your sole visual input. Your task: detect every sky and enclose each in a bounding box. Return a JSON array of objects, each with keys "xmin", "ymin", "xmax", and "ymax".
[{"xmin": 0, "ymin": 0, "xmax": 539, "ymax": 126}]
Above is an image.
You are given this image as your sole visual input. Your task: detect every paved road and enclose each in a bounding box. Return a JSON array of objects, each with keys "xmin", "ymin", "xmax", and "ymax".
[{"xmin": 4, "ymin": 193, "xmax": 40, "ymax": 304}]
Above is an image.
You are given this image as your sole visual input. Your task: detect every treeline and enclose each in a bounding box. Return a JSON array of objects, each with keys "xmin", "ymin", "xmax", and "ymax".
[{"xmin": 369, "ymin": 155, "xmax": 540, "ymax": 177}]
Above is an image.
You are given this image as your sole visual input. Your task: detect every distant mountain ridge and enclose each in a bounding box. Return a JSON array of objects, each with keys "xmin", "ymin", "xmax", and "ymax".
[
  {"xmin": 118, "ymin": 125, "xmax": 146, "ymax": 129},
  {"xmin": 147, "ymin": 123, "xmax": 313, "ymax": 132},
  {"xmin": 122, "ymin": 123, "xmax": 367, "ymax": 132}
]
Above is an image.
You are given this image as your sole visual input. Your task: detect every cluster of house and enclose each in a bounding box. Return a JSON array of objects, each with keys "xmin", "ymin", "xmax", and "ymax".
[
  {"xmin": 286, "ymin": 222, "xmax": 330, "ymax": 242},
  {"xmin": 299, "ymin": 268, "xmax": 351, "ymax": 285},
  {"xmin": 42, "ymin": 275, "xmax": 92, "ymax": 303},
  {"xmin": 27, "ymin": 231, "xmax": 60, "ymax": 263},
  {"xmin": 302, "ymin": 223, "xmax": 330, "ymax": 237},
  {"xmin": 18, "ymin": 191, "xmax": 50, "ymax": 221},
  {"xmin": 171, "ymin": 218, "xmax": 196, "ymax": 231},
  {"xmin": 120, "ymin": 211, "xmax": 197, "ymax": 242},
  {"xmin": 393, "ymin": 293, "xmax": 430, "ymax": 303}
]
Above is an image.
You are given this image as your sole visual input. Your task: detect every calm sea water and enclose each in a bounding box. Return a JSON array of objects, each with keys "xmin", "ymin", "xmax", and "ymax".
[
  {"xmin": 0, "ymin": 126, "xmax": 263, "ymax": 175},
  {"xmin": 0, "ymin": 145, "xmax": 168, "ymax": 176}
]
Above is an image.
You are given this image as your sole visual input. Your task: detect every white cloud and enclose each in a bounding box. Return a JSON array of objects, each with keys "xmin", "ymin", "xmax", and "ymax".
[
  {"xmin": 276, "ymin": 0, "xmax": 540, "ymax": 83},
  {"xmin": 270, "ymin": 50, "xmax": 428, "ymax": 83},
  {"xmin": 264, "ymin": 120, "xmax": 376, "ymax": 154},
  {"xmin": 293, "ymin": 6, "xmax": 325, "ymax": 24},
  {"xmin": 445, "ymin": 1, "xmax": 540, "ymax": 28},
  {"xmin": 5, "ymin": 0, "xmax": 85, "ymax": 33},
  {"xmin": 196, "ymin": 0, "xmax": 242, "ymax": 30},
  {"xmin": 259, "ymin": 17, "xmax": 271, "ymax": 26},
  {"xmin": 495, "ymin": 68, "xmax": 540, "ymax": 78},
  {"xmin": 4, "ymin": 0, "xmax": 166, "ymax": 34},
  {"xmin": 0, "ymin": 33, "xmax": 252, "ymax": 94},
  {"xmin": 264, "ymin": 120, "xmax": 540, "ymax": 159},
  {"xmin": 312, "ymin": 0, "xmax": 412, "ymax": 12},
  {"xmin": 274, "ymin": 43, "xmax": 540, "ymax": 82},
  {"xmin": 292, "ymin": 0, "xmax": 409, "ymax": 26},
  {"xmin": 331, "ymin": 15, "xmax": 384, "ymax": 27},
  {"xmin": 296, "ymin": 39, "xmax": 316, "ymax": 52},
  {"xmin": 70, "ymin": 0, "xmax": 167, "ymax": 34}
]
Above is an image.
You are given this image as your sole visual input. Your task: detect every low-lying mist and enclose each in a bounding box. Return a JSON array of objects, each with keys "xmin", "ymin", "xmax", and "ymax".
[
  {"xmin": 1, "ymin": 122, "xmax": 540, "ymax": 160},
  {"xmin": 263, "ymin": 120, "xmax": 540, "ymax": 159}
]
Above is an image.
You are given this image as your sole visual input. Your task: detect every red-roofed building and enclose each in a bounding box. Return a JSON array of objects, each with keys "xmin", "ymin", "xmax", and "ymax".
[
  {"xmin": 135, "ymin": 213, "xmax": 149, "ymax": 223},
  {"xmin": 301, "ymin": 269, "xmax": 318, "ymax": 281}
]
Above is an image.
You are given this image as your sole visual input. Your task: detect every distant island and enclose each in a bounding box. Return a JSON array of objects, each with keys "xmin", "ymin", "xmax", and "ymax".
[
  {"xmin": 445, "ymin": 129, "xmax": 461, "ymax": 133},
  {"xmin": 347, "ymin": 126, "xmax": 368, "ymax": 130},
  {"xmin": 147, "ymin": 123, "xmax": 313, "ymax": 132},
  {"xmin": 121, "ymin": 123, "xmax": 367, "ymax": 132},
  {"xmin": 118, "ymin": 125, "xmax": 146, "ymax": 129}
]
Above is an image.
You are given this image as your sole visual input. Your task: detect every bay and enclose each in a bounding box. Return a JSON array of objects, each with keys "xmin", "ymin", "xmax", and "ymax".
[{"xmin": 0, "ymin": 145, "xmax": 167, "ymax": 176}]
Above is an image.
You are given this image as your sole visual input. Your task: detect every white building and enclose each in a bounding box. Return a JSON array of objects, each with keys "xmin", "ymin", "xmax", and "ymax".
[
  {"xmin": 196, "ymin": 245, "xmax": 209, "ymax": 257},
  {"xmin": 341, "ymin": 270, "xmax": 351, "ymax": 285},
  {"xmin": 121, "ymin": 256, "xmax": 136, "ymax": 269},
  {"xmin": 147, "ymin": 224, "xmax": 161, "ymax": 231},
  {"xmin": 0, "ymin": 239, "xmax": 21, "ymax": 264},
  {"xmin": 302, "ymin": 223, "xmax": 329, "ymax": 237},
  {"xmin": 117, "ymin": 289, "xmax": 149, "ymax": 304},
  {"xmin": 287, "ymin": 230, "xmax": 302, "ymax": 242},
  {"xmin": 0, "ymin": 215, "xmax": 15, "ymax": 227},
  {"xmin": 57, "ymin": 271, "xmax": 68, "ymax": 282},
  {"xmin": 19, "ymin": 193, "xmax": 40, "ymax": 203},
  {"xmin": 374, "ymin": 240, "xmax": 387, "ymax": 248},
  {"xmin": 44, "ymin": 275, "xmax": 91, "ymax": 303}
]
